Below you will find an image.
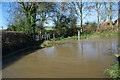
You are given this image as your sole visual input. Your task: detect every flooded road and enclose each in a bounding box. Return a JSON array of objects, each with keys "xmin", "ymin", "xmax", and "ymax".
[{"xmin": 2, "ymin": 37, "xmax": 118, "ymax": 78}]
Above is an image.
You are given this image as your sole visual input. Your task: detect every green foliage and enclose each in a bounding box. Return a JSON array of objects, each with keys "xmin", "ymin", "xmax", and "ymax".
[
  {"xmin": 104, "ymin": 62, "xmax": 120, "ymax": 79},
  {"xmin": 41, "ymin": 41, "xmax": 61, "ymax": 47},
  {"xmin": 7, "ymin": 19, "xmax": 27, "ymax": 33},
  {"xmin": 55, "ymin": 36, "xmax": 78, "ymax": 40},
  {"xmin": 83, "ymin": 22, "xmax": 97, "ymax": 33},
  {"xmin": 8, "ymin": 2, "xmax": 56, "ymax": 35},
  {"xmin": 115, "ymin": 53, "xmax": 120, "ymax": 58},
  {"xmin": 7, "ymin": 2, "xmax": 119, "ymax": 40},
  {"xmin": 7, "ymin": 25, "xmax": 16, "ymax": 31},
  {"xmin": 54, "ymin": 32, "xmax": 118, "ymax": 40}
]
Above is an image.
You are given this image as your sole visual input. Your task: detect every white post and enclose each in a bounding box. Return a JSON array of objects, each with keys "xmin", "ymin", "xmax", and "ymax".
[
  {"xmin": 53, "ymin": 34, "xmax": 55, "ymax": 40},
  {"xmin": 78, "ymin": 30, "xmax": 80, "ymax": 40}
]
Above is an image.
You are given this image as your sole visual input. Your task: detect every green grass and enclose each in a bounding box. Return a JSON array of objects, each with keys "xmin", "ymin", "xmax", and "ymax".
[
  {"xmin": 45, "ymin": 27, "xmax": 53, "ymax": 30},
  {"xmin": 90, "ymin": 32, "xmax": 119, "ymax": 36},
  {"xmin": 55, "ymin": 36, "xmax": 78, "ymax": 40},
  {"xmin": 55, "ymin": 32, "xmax": 119, "ymax": 41},
  {"xmin": 104, "ymin": 62, "xmax": 120, "ymax": 79},
  {"xmin": 41, "ymin": 41, "xmax": 62, "ymax": 47}
]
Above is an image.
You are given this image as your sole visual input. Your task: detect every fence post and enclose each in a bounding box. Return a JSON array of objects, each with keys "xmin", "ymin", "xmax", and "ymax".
[{"xmin": 78, "ymin": 30, "xmax": 80, "ymax": 40}]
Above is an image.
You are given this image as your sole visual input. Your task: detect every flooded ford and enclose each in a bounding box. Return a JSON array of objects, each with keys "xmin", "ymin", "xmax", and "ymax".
[{"xmin": 2, "ymin": 37, "xmax": 118, "ymax": 78}]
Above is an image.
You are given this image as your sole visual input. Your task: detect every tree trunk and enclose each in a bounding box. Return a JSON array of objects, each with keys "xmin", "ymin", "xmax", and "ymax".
[
  {"xmin": 31, "ymin": 6, "xmax": 36, "ymax": 39},
  {"xmin": 26, "ymin": 13, "xmax": 31, "ymax": 34},
  {"xmin": 109, "ymin": 2, "xmax": 113, "ymax": 21},
  {"xmin": 96, "ymin": 2, "xmax": 100, "ymax": 33},
  {"xmin": 97, "ymin": 15, "xmax": 100, "ymax": 32},
  {"xmin": 80, "ymin": 1, "xmax": 83, "ymax": 33},
  {"xmin": 109, "ymin": 2, "xmax": 113, "ymax": 28}
]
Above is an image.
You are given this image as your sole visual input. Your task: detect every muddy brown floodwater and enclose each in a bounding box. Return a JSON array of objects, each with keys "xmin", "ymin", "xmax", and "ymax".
[{"xmin": 2, "ymin": 37, "xmax": 118, "ymax": 78}]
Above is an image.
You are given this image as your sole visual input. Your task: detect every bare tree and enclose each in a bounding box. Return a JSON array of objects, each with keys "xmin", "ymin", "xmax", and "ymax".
[
  {"xmin": 104, "ymin": 2, "xmax": 116, "ymax": 21},
  {"xmin": 95, "ymin": 2, "xmax": 104, "ymax": 32},
  {"xmin": 71, "ymin": 1, "xmax": 94, "ymax": 33}
]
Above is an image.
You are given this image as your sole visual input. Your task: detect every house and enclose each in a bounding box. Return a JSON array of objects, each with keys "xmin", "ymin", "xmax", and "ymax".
[
  {"xmin": 102, "ymin": 18, "xmax": 120, "ymax": 26},
  {"xmin": 102, "ymin": 21, "xmax": 113, "ymax": 25}
]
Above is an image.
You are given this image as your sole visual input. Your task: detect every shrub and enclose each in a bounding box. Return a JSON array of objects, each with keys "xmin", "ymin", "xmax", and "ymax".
[
  {"xmin": 2, "ymin": 31, "xmax": 35, "ymax": 56},
  {"xmin": 41, "ymin": 41, "xmax": 61, "ymax": 47},
  {"xmin": 98, "ymin": 25, "xmax": 118, "ymax": 33},
  {"xmin": 83, "ymin": 23, "xmax": 97, "ymax": 34},
  {"xmin": 104, "ymin": 62, "xmax": 120, "ymax": 79}
]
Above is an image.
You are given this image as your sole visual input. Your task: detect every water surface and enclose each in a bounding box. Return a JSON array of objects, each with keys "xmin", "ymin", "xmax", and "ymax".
[{"xmin": 2, "ymin": 37, "xmax": 118, "ymax": 78}]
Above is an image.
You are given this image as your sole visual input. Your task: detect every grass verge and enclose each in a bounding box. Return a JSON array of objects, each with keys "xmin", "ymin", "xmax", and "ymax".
[
  {"xmin": 104, "ymin": 61, "xmax": 120, "ymax": 79},
  {"xmin": 55, "ymin": 32, "xmax": 119, "ymax": 40},
  {"xmin": 41, "ymin": 41, "xmax": 62, "ymax": 47}
]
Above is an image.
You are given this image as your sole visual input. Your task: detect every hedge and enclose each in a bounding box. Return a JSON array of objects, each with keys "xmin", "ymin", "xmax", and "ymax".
[{"xmin": 2, "ymin": 31, "xmax": 35, "ymax": 56}]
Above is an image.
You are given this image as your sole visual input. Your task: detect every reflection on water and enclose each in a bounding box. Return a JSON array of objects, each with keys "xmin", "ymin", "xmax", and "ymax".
[
  {"xmin": 38, "ymin": 47, "xmax": 56, "ymax": 57},
  {"xmin": 2, "ymin": 37, "xmax": 118, "ymax": 78}
]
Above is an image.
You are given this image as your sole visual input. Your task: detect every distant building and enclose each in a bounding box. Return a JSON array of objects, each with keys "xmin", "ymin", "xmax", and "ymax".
[
  {"xmin": 102, "ymin": 18, "xmax": 120, "ymax": 26},
  {"xmin": 102, "ymin": 21, "xmax": 113, "ymax": 25}
]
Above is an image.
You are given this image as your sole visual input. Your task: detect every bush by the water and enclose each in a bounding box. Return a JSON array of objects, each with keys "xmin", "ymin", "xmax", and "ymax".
[
  {"xmin": 41, "ymin": 41, "xmax": 61, "ymax": 47},
  {"xmin": 104, "ymin": 62, "xmax": 120, "ymax": 78},
  {"xmin": 2, "ymin": 31, "xmax": 35, "ymax": 56}
]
